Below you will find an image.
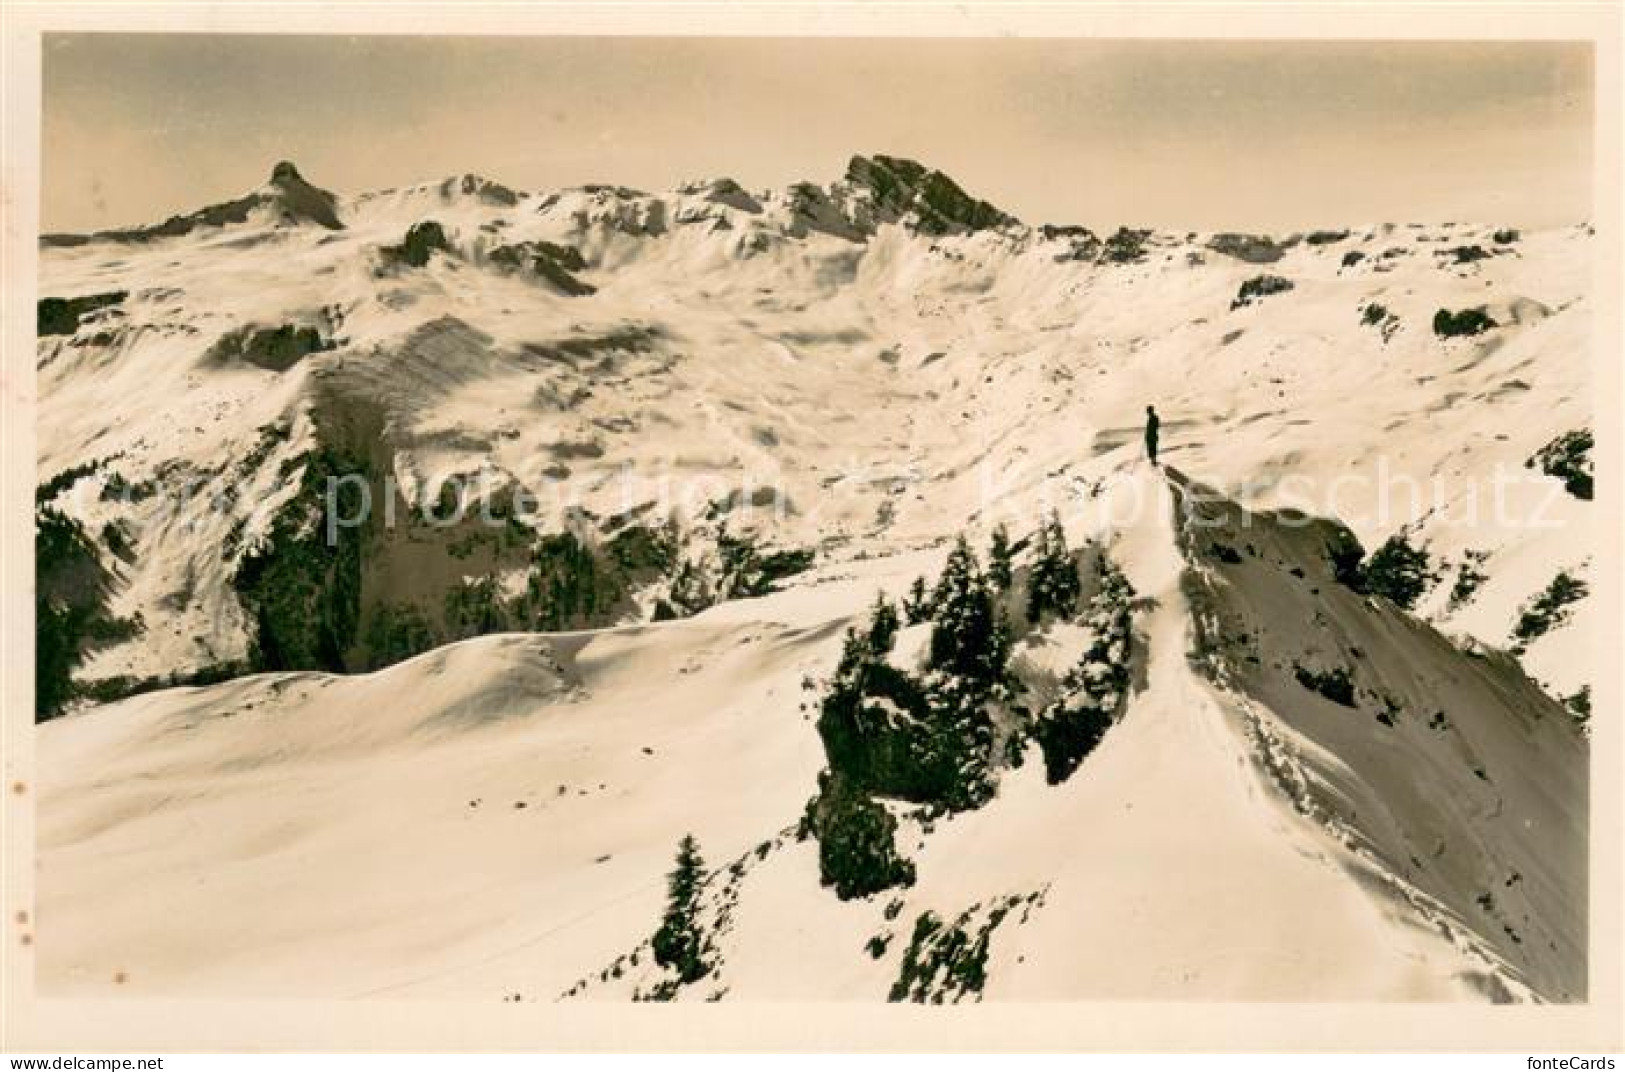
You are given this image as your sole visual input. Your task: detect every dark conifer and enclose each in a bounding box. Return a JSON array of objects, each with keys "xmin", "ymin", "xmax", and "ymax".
[
  {"xmin": 651, "ymin": 834, "xmax": 713, "ymax": 983},
  {"xmin": 987, "ymin": 523, "xmax": 1014, "ymax": 592}
]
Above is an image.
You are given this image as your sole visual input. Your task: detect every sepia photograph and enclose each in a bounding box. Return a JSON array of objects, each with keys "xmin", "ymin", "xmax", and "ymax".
[{"xmin": 2, "ymin": 1, "xmax": 1621, "ymax": 1059}]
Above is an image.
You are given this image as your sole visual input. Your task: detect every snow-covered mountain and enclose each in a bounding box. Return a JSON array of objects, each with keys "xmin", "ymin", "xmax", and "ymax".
[{"xmin": 34, "ymin": 156, "xmax": 1593, "ymax": 1002}]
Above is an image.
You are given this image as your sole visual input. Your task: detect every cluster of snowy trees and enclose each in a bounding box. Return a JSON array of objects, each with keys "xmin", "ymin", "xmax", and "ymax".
[
  {"xmin": 1029, "ymin": 554, "xmax": 1136, "ymax": 784},
  {"xmin": 802, "ymin": 514, "xmax": 1137, "ymax": 899}
]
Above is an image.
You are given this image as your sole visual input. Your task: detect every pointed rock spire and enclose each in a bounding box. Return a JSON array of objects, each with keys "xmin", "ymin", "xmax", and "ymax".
[{"xmin": 262, "ymin": 161, "xmax": 344, "ymax": 230}]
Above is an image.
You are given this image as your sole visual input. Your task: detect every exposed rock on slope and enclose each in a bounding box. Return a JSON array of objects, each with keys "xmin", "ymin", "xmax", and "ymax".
[
  {"xmin": 206, "ymin": 322, "xmax": 335, "ymax": 372},
  {"xmin": 1207, "ymin": 232, "xmax": 1285, "ymax": 263},
  {"xmin": 843, "ymin": 154, "xmax": 1019, "ymax": 236},
  {"xmin": 37, "ymin": 291, "xmax": 127, "ymax": 336},
  {"xmin": 439, "ymin": 173, "xmax": 520, "ymax": 206},
  {"xmin": 489, "ymin": 240, "xmax": 595, "ymax": 295}
]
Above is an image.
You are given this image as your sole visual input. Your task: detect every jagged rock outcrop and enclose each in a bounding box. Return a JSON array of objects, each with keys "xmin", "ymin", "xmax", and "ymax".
[
  {"xmin": 843, "ymin": 154, "xmax": 1019, "ymax": 236},
  {"xmin": 263, "ymin": 161, "xmax": 345, "ymax": 229},
  {"xmin": 489, "ymin": 240, "xmax": 595, "ymax": 295},
  {"xmin": 37, "ymin": 291, "xmax": 127, "ymax": 336},
  {"xmin": 383, "ymin": 220, "xmax": 452, "ymax": 268},
  {"xmin": 439, "ymin": 172, "xmax": 519, "ymax": 206},
  {"xmin": 1039, "ymin": 224, "xmax": 1101, "ymax": 262},
  {"xmin": 206, "ymin": 322, "xmax": 335, "ymax": 372},
  {"xmin": 1206, "ymin": 232, "xmax": 1284, "ymax": 264},
  {"xmin": 679, "ymin": 176, "xmax": 763, "ymax": 215}
]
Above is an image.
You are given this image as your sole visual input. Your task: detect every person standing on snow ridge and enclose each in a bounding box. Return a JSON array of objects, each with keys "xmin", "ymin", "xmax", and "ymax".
[{"xmin": 1144, "ymin": 404, "xmax": 1161, "ymax": 466}]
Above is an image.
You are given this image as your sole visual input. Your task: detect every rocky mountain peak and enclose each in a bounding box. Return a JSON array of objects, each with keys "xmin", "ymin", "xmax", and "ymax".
[
  {"xmin": 843, "ymin": 153, "xmax": 1019, "ymax": 236},
  {"xmin": 269, "ymin": 160, "xmax": 305, "ymax": 186},
  {"xmin": 260, "ymin": 161, "xmax": 344, "ymax": 230}
]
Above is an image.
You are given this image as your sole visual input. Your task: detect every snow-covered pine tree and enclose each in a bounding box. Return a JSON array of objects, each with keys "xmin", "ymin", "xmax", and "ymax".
[
  {"xmin": 902, "ymin": 575, "xmax": 932, "ymax": 624},
  {"xmin": 651, "ymin": 834, "xmax": 713, "ymax": 984},
  {"xmin": 659, "ymin": 557, "xmax": 711, "ymax": 620},
  {"xmin": 806, "ymin": 541, "xmax": 1027, "ymax": 890},
  {"xmin": 1030, "ymin": 554, "xmax": 1136, "ymax": 783},
  {"xmin": 923, "ymin": 535, "xmax": 1016, "ymax": 810},
  {"xmin": 867, "ymin": 591, "xmax": 901, "ymax": 655},
  {"xmin": 1025, "ymin": 511, "xmax": 1081, "ymax": 625},
  {"xmin": 928, "ymin": 536, "xmax": 1001, "ymax": 683},
  {"xmin": 988, "ymin": 523, "xmax": 1014, "ymax": 592}
]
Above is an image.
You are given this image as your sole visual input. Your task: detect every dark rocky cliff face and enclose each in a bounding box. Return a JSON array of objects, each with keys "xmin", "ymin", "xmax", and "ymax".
[{"xmin": 844, "ymin": 154, "xmax": 1019, "ymax": 236}]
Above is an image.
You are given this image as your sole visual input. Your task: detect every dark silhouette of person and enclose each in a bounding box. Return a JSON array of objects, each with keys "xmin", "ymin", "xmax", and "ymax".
[{"xmin": 1144, "ymin": 405, "xmax": 1161, "ymax": 466}]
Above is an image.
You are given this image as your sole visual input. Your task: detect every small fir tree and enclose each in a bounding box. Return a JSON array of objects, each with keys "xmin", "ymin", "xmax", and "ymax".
[
  {"xmin": 651, "ymin": 834, "xmax": 713, "ymax": 984},
  {"xmin": 987, "ymin": 523, "xmax": 1014, "ymax": 592},
  {"xmin": 1025, "ymin": 512, "xmax": 1081, "ymax": 624},
  {"xmin": 928, "ymin": 537, "xmax": 1001, "ymax": 684},
  {"xmin": 902, "ymin": 576, "xmax": 932, "ymax": 624},
  {"xmin": 867, "ymin": 592, "xmax": 901, "ymax": 655}
]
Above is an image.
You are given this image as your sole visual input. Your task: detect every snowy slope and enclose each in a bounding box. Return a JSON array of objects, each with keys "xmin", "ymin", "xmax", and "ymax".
[
  {"xmin": 1171, "ymin": 470, "xmax": 1586, "ymax": 1001},
  {"xmin": 34, "ymin": 158, "xmax": 1594, "ymax": 1002}
]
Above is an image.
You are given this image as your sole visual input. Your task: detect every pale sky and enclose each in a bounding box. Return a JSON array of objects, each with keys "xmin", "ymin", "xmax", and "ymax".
[{"xmin": 42, "ymin": 35, "xmax": 1594, "ymax": 235}]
